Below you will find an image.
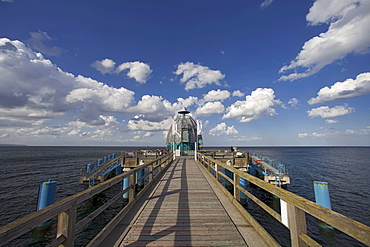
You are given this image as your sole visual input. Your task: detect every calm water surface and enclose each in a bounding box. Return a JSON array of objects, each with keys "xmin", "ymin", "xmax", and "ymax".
[{"xmin": 0, "ymin": 146, "xmax": 369, "ymax": 246}]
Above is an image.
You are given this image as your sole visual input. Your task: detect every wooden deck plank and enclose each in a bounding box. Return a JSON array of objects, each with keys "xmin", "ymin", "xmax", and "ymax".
[
  {"xmin": 128, "ymin": 226, "xmax": 241, "ymax": 232},
  {"xmin": 123, "ymin": 234, "xmax": 246, "ymax": 241},
  {"xmin": 120, "ymin": 240, "xmax": 248, "ymax": 247},
  {"xmin": 127, "ymin": 223, "xmax": 237, "ymax": 228},
  {"xmin": 100, "ymin": 157, "xmax": 268, "ymax": 247}
]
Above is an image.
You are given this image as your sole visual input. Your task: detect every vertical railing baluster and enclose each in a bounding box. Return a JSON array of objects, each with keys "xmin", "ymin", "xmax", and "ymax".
[
  {"xmin": 57, "ymin": 202, "xmax": 77, "ymax": 247},
  {"xmin": 149, "ymin": 164, "xmax": 153, "ymax": 183},
  {"xmin": 158, "ymin": 159, "xmax": 162, "ymax": 173},
  {"xmin": 129, "ymin": 173, "xmax": 135, "ymax": 203},
  {"xmin": 234, "ymin": 173, "xmax": 240, "ymax": 202},
  {"xmin": 287, "ymin": 203, "xmax": 308, "ymax": 247},
  {"xmin": 215, "ymin": 162, "xmax": 220, "ymax": 181}
]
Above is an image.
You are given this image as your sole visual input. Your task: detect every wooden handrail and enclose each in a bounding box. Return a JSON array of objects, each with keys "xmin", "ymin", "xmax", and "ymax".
[
  {"xmin": 197, "ymin": 153, "xmax": 370, "ymax": 247},
  {"xmin": 0, "ymin": 153, "xmax": 173, "ymax": 246}
]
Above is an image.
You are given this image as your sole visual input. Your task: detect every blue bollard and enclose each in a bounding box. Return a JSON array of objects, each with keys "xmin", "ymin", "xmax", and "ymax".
[
  {"xmin": 37, "ymin": 180, "xmax": 57, "ymax": 211},
  {"xmin": 88, "ymin": 177, "xmax": 95, "ymax": 187},
  {"xmin": 137, "ymin": 169, "xmax": 144, "ymax": 187},
  {"xmin": 97, "ymin": 159, "xmax": 103, "ymax": 166},
  {"xmin": 137, "ymin": 161, "xmax": 145, "ymax": 187},
  {"xmin": 112, "ymin": 153, "xmax": 116, "ymax": 159},
  {"xmin": 37, "ymin": 180, "xmax": 57, "ymax": 229},
  {"xmin": 116, "ymin": 165, "xmax": 122, "ymax": 175},
  {"xmin": 123, "ymin": 177, "xmax": 129, "ymax": 200},
  {"xmin": 314, "ymin": 181, "xmax": 332, "ymax": 210},
  {"xmin": 104, "ymin": 156, "xmax": 108, "ymax": 162},
  {"xmin": 249, "ymin": 165, "xmax": 256, "ymax": 176},
  {"xmin": 314, "ymin": 181, "xmax": 334, "ymax": 230},
  {"xmin": 240, "ymin": 176, "xmax": 247, "ymax": 203},
  {"xmin": 87, "ymin": 163, "xmax": 94, "ymax": 173}
]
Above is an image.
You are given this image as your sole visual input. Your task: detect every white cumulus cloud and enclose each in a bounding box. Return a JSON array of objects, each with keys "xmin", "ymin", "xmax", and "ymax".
[
  {"xmin": 308, "ymin": 72, "xmax": 370, "ymax": 104},
  {"xmin": 116, "ymin": 61, "xmax": 152, "ymax": 83},
  {"xmin": 28, "ymin": 31, "xmax": 62, "ymax": 57},
  {"xmin": 68, "ymin": 76, "xmax": 135, "ymax": 112},
  {"xmin": 298, "ymin": 133, "xmax": 309, "ymax": 138},
  {"xmin": 222, "ymin": 88, "xmax": 281, "ymax": 122},
  {"xmin": 307, "ymin": 104, "xmax": 354, "ymax": 118},
  {"xmin": 174, "ymin": 62, "xmax": 225, "ymax": 90},
  {"xmin": 232, "ymin": 90, "xmax": 244, "ymax": 97},
  {"xmin": 299, "ymin": 126, "xmax": 370, "ymax": 138},
  {"xmin": 177, "ymin": 96, "xmax": 199, "ymax": 108},
  {"xmin": 0, "ymin": 38, "xmax": 135, "ymax": 126},
  {"xmin": 91, "ymin": 58, "xmax": 116, "ymax": 74},
  {"xmin": 306, "ymin": 0, "xmax": 361, "ymax": 25},
  {"xmin": 92, "ymin": 59, "xmax": 152, "ymax": 83},
  {"xmin": 288, "ymin": 98, "xmax": 300, "ymax": 108},
  {"xmin": 230, "ymin": 135, "xmax": 262, "ymax": 142},
  {"xmin": 67, "ymin": 115, "xmax": 121, "ymax": 138},
  {"xmin": 203, "ymin": 89, "xmax": 230, "ymax": 102},
  {"xmin": 127, "ymin": 118, "xmax": 172, "ymax": 131},
  {"xmin": 195, "ymin": 101, "xmax": 225, "ymax": 116},
  {"xmin": 326, "ymin": 119, "xmax": 339, "ymax": 124},
  {"xmin": 209, "ymin": 122, "xmax": 238, "ymax": 136},
  {"xmin": 279, "ymin": 0, "xmax": 370, "ymax": 81},
  {"xmin": 127, "ymin": 95, "xmax": 177, "ymax": 122},
  {"xmin": 261, "ymin": 0, "xmax": 274, "ymax": 9}
]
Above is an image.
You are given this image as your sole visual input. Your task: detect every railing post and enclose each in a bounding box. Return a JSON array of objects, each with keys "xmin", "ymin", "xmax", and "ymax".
[
  {"xmin": 129, "ymin": 173, "xmax": 135, "ymax": 203},
  {"xmin": 280, "ymin": 199, "xmax": 289, "ymax": 227},
  {"xmin": 287, "ymin": 203, "xmax": 308, "ymax": 247},
  {"xmin": 149, "ymin": 164, "xmax": 153, "ymax": 183},
  {"xmin": 215, "ymin": 162, "xmax": 220, "ymax": 181},
  {"xmin": 135, "ymin": 151, "xmax": 139, "ymax": 167},
  {"xmin": 158, "ymin": 160, "xmax": 162, "ymax": 173},
  {"xmin": 57, "ymin": 202, "xmax": 77, "ymax": 247},
  {"xmin": 234, "ymin": 173, "xmax": 240, "ymax": 202}
]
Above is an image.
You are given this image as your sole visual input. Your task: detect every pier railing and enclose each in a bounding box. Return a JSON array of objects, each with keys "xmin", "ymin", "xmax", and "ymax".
[
  {"xmin": 0, "ymin": 153, "xmax": 173, "ymax": 247},
  {"xmin": 196, "ymin": 153, "xmax": 370, "ymax": 247},
  {"xmin": 80, "ymin": 156, "xmax": 121, "ymax": 178},
  {"xmin": 199, "ymin": 150, "xmax": 249, "ymax": 168}
]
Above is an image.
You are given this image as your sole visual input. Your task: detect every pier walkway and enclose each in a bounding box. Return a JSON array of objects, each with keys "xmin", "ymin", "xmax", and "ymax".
[{"xmin": 99, "ymin": 157, "xmax": 267, "ymax": 247}]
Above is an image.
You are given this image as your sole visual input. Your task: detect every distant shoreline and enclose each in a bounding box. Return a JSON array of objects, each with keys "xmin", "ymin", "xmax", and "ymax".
[
  {"xmin": 0, "ymin": 144, "xmax": 28, "ymax": 146},
  {"xmin": 0, "ymin": 145, "xmax": 369, "ymax": 148}
]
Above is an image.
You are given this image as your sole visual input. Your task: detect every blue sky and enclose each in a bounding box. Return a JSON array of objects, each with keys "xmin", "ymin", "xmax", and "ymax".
[{"xmin": 0, "ymin": 0, "xmax": 369, "ymax": 146}]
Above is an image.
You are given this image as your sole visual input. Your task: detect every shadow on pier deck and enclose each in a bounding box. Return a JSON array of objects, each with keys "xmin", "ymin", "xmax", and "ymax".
[{"xmin": 100, "ymin": 157, "xmax": 269, "ymax": 246}]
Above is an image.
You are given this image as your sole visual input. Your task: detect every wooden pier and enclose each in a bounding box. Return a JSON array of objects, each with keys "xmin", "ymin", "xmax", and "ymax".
[
  {"xmin": 1, "ymin": 152, "xmax": 369, "ymax": 247},
  {"xmin": 98, "ymin": 157, "xmax": 269, "ymax": 246}
]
